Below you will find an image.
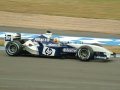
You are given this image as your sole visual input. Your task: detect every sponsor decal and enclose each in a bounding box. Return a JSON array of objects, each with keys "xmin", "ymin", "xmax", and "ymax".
[
  {"xmin": 63, "ymin": 48, "xmax": 77, "ymax": 53},
  {"xmin": 5, "ymin": 35, "xmax": 11, "ymax": 41},
  {"xmin": 48, "ymin": 43, "xmax": 60, "ymax": 47},
  {"xmin": 45, "ymin": 48, "xmax": 53, "ymax": 56},
  {"xmin": 42, "ymin": 47, "xmax": 55, "ymax": 56},
  {"xmin": 34, "ymin": 38, "xmax": 50, "ymax": 42},
  {"xmin": 95, "ymin": 56, "xmax": 107, "ymax": 59}
]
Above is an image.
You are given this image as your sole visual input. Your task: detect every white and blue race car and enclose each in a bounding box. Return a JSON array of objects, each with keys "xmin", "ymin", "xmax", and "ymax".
[{"xmin": 4, "ymin": 32, "xmax": 116, "ymax": 61}]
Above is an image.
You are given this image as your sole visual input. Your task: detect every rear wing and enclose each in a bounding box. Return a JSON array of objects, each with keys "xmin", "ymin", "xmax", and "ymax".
[{"xmin": 4, "ymin": 33, "xmax": 21, "ymax": 46}]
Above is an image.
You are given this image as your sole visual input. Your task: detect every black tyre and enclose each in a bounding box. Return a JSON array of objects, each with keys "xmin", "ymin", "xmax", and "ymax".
[
  {"xmin": 77, "ymin": 46, "xmax": 94, "ymax": 61},
  {"xmin": 5, "ymin": 41, "xmax": 23, "ymax": 56}
]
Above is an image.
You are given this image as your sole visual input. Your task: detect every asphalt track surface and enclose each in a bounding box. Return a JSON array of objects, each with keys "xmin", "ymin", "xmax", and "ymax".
[{"xmin": 0, "ymin": 26, "xmax": 120, "ymax": 90}]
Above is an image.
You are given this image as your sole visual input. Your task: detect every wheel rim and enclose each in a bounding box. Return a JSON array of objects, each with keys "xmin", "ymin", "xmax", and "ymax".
[
  {"xmin": 7, "ymin": 44, "xmax": 17, "ymax": 54},
  {"xmin": 79, "ymin": 48, "xmax": 90, "ymax": 60}
]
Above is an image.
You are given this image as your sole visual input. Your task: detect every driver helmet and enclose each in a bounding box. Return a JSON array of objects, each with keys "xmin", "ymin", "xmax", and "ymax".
[{"xmin": 53, "ymin": 38, "xmax": 59, "ymax": 43}]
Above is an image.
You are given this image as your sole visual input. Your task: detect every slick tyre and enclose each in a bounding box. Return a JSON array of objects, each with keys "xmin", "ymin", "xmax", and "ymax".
[
  {"xmin": 77, "ymin": 46, "xmax": 94, "ymax": 61},
  {"xmin": 5, "ymin": 41, "xmax": 23, "ymax": 56}
]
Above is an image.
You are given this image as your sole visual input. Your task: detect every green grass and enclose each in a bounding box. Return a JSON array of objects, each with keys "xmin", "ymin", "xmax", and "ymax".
[
  {"xmin": 104, "ymin": 46, "xmax": 120, "ymax": 54},
  {"xmin": 0, "ymin": 39, "xmax": 4, "ymax": 46},
  {"xmin": 0, "ymin": 0, "xmax": 120, "ymax": 20}
]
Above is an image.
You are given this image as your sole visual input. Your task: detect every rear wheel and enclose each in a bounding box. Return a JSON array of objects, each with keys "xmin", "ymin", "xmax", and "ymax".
[
  {"xmin": 77, "ymin": 46, "xmax": 94, "ymax": 61},
  {"xmin": 5, "ymin": 41, "xmax": 23, "ymax": 56}
]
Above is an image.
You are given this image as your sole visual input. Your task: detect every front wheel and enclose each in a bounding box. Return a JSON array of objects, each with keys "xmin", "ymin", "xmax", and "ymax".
[
  {"xmin": 5, "ymin": 41, "xmax": 23, "ymax": 56},
  {"xmin": 77, "ymin": 46, "xmax": 94, "ymax": 61}
]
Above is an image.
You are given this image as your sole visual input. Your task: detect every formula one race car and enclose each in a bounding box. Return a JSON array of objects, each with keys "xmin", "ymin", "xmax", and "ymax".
[{"xmin": 4, "ymin": 31, "xmax": 116, "ymax": 61}]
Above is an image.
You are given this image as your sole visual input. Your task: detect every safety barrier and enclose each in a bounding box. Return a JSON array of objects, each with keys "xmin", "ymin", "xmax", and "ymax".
[{"xmin": 0, "ymin": 32, "xmax": 120, "ymax": 46}]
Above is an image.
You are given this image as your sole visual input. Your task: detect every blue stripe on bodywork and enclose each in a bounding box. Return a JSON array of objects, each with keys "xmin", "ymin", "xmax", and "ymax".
[{"xmin": 37, "ymin": 42, "xmax": 44, "ymax": 56}]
